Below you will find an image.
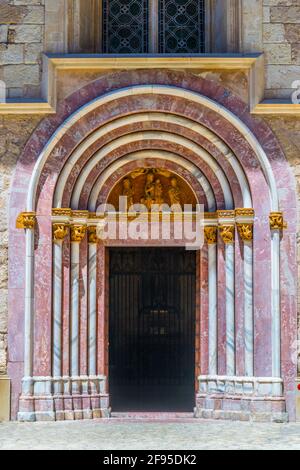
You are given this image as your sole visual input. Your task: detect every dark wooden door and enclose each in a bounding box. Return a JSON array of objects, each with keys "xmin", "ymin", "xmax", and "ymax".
[{"xmin": 109, "ymin": 248, "xmax": 196, "ymax": 412}]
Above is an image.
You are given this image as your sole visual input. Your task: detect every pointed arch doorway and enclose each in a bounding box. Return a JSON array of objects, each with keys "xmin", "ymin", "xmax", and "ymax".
[{"xmin": 109, "ymin": 247, "xmax": 197, "ymax": 412}]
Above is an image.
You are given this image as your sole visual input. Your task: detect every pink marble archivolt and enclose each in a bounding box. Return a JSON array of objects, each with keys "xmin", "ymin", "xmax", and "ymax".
[{"xmin": 8, "ymin": 70, "xmax": 297, "ymax": 422}]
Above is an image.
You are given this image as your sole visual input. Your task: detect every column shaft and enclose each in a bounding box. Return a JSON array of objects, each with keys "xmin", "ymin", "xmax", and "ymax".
[
  {"xmin": 271, "ymin": 231, "xmax": 281, "ymax": 380},
  {"xmin": 24, "ymin": 229, "xmax": 35, "ymax": 379},
  {"xmin": 52, "ymin": 241, "xmax": 63, "ymax": 377},
  {"xmin": 88, "ymin": 243, "xmax": 97, "ymax": 376},
  {"xmin": 208, "ymin": 243, "xmax": 218, "ymax": 375},
  {"xmin": 71, "ymin": 242, "xmax": 80, "ymax": 377},
  {"xmin": 226, "ymin": 243, "xmax": 235, "ymax": 376},
  {"xmin": 244, "ymin": 241, "xmax": 254, "ymax": 376}
]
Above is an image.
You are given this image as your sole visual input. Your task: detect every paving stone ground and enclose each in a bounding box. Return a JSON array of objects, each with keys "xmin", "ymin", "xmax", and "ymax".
[{"xmin": 0, "ymin": 419, "xmax": 299, "ymax": 450}]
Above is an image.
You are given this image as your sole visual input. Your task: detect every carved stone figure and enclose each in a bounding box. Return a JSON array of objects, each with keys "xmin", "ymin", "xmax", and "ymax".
[
  {"xmin": 154, "ymin": 179, "xmax": 164, "ymax": 205},
  {"xmin": 144, "ymin": 172, "xmax": 156, "ymax": 210},
  {"xmin": 122, "ymin": 177, "xmax": 134, "ymax": 209},
  {"xmin": 168, "ymin": 177, "xmax": 182, "ymax": 207}
]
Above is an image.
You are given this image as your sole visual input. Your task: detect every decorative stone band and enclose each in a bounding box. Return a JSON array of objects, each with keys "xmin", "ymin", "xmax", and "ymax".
[
  {"xmin": 217, "ymin": 210, "xmax": 236, "ymax": 221},
  {"xmin": 195, "ymin": 375, "xmax": 287, "ymax": 422},
  {"xmin": 235, "ymin": 208, "xmax": 255, "ymax": 219},
  {"xmin": 52, "ymin": 208, "xmax": 73, "ymax": 218},
  {"xmin": 16, "ymin": 212, "xmax": 36, "ymax": 230},
  {"xmin": 30, "ymin": 375, "xmax": 107, "ymax": 396},
  {"xmin": 15, "ymin": 208, "xmax": 258, "ymax": 246},
  {"xmin": 51, "ymin": 208, "xmax": 255, "ymax": 222},
  {"xmin": 71, "ymin": 225, "xmax": 87, "ymax": 243},
  {"xmin": 270, "ymin": 212, "xmax": 288, "ymax": 231},
  {"xmin": 198, "ymin": 375, "xmax": 284, "ymax": 397},
  {"xmin": 18, "ymin": 375, "xmax": 110, "ymax": 422},
  {"xmin": 53, "ymin": 223, "xmax": 69, "ymax": 242},
  {"xmin": 51, "ymin": 208, "xmax": 258, "ymax": 245}
]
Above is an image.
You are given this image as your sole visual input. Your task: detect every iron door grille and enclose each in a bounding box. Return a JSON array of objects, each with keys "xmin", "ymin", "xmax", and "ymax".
[{"xmin": 109, "ymin": 248, "xmax": 196, "ymax": 411}]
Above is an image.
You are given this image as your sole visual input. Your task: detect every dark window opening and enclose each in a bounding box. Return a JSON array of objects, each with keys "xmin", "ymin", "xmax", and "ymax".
[
  {"xmin": 159, "ymin": 0, "xmax": 205, "ymax": 53},
  {"xmin": 103, "ymin": 0, "xmax": 149, "ymax": 54},
  {"xmin": 102, "ymin": 0, "xmax": 205, "ymax": 54}
]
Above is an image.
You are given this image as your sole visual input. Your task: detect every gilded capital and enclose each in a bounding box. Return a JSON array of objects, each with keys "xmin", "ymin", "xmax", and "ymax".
[
  {"xmin": 219, "ymin": 225, "xmax": 235, "ymax": 244},
  {"xmin": 204, "ymin": 226, "xmax": 218, "ymax": 245},
  {"xmin": 16, "ymin": 212, "xmax": 36, "ymax": 230},
  {"xmin": 270, "ymin": 212, "xmax": 287, "ymax": 231},
  {"xmin": 53, "ymin": 223, "xmax": 69, "ymax": 242},
  {"xmin": 71, "ymin": 225, "xmax": 87, "ymax": 243},
  {"xmin": 237, "ymin": 223, "xmax": 253, "ymax": 242},
  {"xmin": 88, "ymin": 226, "xmax": 98, "ymax": 244}
]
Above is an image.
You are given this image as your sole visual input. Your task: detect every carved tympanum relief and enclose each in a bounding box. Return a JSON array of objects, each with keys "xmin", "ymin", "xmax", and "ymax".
[{"xmin": 108, "ymin": 168, "xmax": 197, "ymax": 211}]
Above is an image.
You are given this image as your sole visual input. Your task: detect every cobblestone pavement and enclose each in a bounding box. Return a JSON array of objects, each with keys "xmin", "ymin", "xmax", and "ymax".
[{"xmin": 0, "ymin": 419, "xmax": 300, "ymax": 450}]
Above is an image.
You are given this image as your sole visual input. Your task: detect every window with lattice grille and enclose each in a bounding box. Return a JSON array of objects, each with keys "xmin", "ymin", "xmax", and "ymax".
[
  {"xmin": 102, "ymin": 0, "xmax": 205, "ymax": 54},
  {"xmin": 64, "ymin": 1, "xmax": 243, "ymax": 55},
  {"xmin": 103, "ymin": 0, "xmax": 149, "ymax": 54},
  {"xmin": 158, "ymin": 0, "xmax": 205, "ymax": 53}
]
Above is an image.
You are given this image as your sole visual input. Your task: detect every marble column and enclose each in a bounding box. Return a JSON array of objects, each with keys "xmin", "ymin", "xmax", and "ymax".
[
  {"xmin": 271, "ymin": 229, "xmax": 281, "ymax": 378},
  {"xmin": 70, "ymin": 225, "xmax": 87, "ymax": 383},
  {"xmin": 24, "ymin": 228, "xmax": 35, "ymax": 381},
  {"xmin": 244, "ymin": 241, "xmax": 254, "ymax": 376},
  {"xmin": 270, "ymin": 212, "xmax": 286, "ymax": 394},
  {"xmin": 219, "ymin": 215, "xmax": 236, "ymax": 377},
  {"xmin": 88, "ymin": 227, "xmax": 98, "ymax": 377},
  {"xmin": 205, "ymin": 226, "xmax": 218, "ymax": 375},
  {"xmin": 16, "ymin": 213, "xmax": 36, "ymax": 393},
  {"xmin": 237, "ymin": 218, "xmax": 254, "ymax": 377},
  {"xmin": 52, "ymin": 224, "xmax": 69, "ymax": 380}
]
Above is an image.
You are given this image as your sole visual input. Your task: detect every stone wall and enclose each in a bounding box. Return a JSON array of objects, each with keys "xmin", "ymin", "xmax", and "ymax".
[
  {"xmin": 0, "ymin": 1, "xmax": 300, "ymax": 100},
  {"xmin": 263, "ymin": 0, "xmax": 300, "ymax": 100},
  {"xmin": 0, "ymin": 0, "xmax": 44, "ymax": 99}
]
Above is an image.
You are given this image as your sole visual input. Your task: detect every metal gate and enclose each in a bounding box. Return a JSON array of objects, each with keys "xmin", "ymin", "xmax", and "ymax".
[{"xmin": 109, "ymin": 248, "xmax": 196, "ymax": 412}]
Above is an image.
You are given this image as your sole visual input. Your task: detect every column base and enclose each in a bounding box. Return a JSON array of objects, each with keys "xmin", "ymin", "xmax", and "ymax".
[
  {"xmin": 195, "ymin": 375, "xmax": 288, "ymax": 423},
  {"xmin": 18, "ymin": 375, "xmax": 111, "ymax": 422}
]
